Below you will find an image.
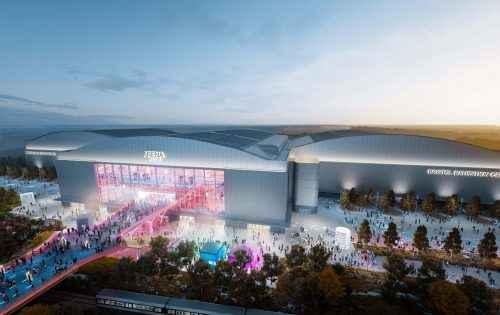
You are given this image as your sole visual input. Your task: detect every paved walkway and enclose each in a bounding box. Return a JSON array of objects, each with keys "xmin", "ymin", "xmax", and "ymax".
[{"xmin": 1, "ymin": 177, "xmax": 499, "ymax": 314}]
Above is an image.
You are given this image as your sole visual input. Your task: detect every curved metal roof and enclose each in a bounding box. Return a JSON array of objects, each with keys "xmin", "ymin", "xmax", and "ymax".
[
  {"xmin": 57, "ymin": 136, "xmax": 288, "ymax": 172},
  {"xmin": 291, "ymin": 134, "xmax": 500, "ymax": 169},
  {"xmin": 26, "ymin": 131, "xmax": 113, "ymax": 151},
  {"xmin": 25, "ymin": 128, "xmax": 272, "ymax": 152}
]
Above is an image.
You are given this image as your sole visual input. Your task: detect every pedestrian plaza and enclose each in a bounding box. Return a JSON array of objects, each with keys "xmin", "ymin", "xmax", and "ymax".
[{"xmin": 0, "ymin": 176, "xmax": 499, "ymax": 311}]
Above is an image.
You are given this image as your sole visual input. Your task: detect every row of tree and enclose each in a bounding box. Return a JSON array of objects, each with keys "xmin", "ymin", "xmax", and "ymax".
[
  {"xmin": 0, "ymin": 187, "xmax": 61, "ymax": 261},
  {"xmin": 62, "ymin": 237, "xmax": 345, "ymax": 314},
  {"xmin": 0, "ymin": 163, "xmax": 57, "ymax": 181},
  {"xmin": 381, "ymin": 251, "xmax": 496, "ymax": 315},
  {"xmin": 358, "ymin": 218, "xmax": 498, "ymax": 258},
  {"xmin": 59, "ymin": 237, "xmax": 497, "ymax": 315},
  {"xmin": 340, "ymin": 187, "xmax": 500, "ymax": 218}
]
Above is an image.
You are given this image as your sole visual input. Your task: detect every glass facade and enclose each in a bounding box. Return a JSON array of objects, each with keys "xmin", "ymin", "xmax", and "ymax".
[{"xmin": 94, "ymin": 163, "xmax": 225, "ymax": 215}]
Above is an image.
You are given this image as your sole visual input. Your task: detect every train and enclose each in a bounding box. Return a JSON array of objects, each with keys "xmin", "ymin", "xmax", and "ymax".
[{"xmin": 96, "ymin": 289, "xmax": 286, "ymax": 315}]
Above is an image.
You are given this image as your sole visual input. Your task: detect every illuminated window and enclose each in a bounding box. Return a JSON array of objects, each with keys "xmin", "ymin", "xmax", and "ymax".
[{"xmin": 94, "ymin": 163, "xmax": 224, "ymax": 215}]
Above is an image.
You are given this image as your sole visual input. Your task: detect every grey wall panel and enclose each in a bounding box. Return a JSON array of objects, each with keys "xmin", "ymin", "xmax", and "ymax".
[
  {"xmin": 318, "ymin": 162, "xmax": 500, "ymax": 204},
  {"xmin": 224, "ymin": 170, "xmax": 289, "ymax": 227},
  {"xmin": 56, "ymin": 160, "xmax": 98, "ymax": 207},
  {"xmin": 292, "ymin": 135, "xmax": 500, "ymax": 169}
]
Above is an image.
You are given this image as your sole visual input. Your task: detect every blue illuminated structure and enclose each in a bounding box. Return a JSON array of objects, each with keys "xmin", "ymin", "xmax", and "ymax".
[{"xmin": 200, "ymin": 242, "xmax": 225, "ymax": 266}]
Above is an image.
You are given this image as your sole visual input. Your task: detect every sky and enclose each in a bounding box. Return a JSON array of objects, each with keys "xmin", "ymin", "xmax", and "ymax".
[{"xmin": 1, "ymin": 0, "xmax": 500, "ymax": 125}]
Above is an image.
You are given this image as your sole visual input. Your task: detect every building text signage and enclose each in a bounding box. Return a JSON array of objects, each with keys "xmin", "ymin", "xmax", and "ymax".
[
  {"xmin": 144, "ymin": 150, "xmax": 166, "ymax": 162},
  {"xmin": 427, "ymin": 168, "xmax": 500, "ymax": 178},
  {"xmin": 25, "ymin": 150, "xmax": 57, "ymax": 156}
]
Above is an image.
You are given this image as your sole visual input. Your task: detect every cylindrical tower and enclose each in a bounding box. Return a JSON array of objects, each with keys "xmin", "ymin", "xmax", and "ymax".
[{"xmin": 293, "ymin": 157, "xmax": 319, "ymax": 214}]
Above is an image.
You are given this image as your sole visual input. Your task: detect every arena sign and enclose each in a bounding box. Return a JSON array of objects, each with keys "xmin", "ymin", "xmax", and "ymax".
[
  {"xmin": 427, "ymin": 168, "xmax": 500, "ymax": 178},
  {"xmin": 143, "ymin": 150, "xmax": 166, "ymax": 162}
]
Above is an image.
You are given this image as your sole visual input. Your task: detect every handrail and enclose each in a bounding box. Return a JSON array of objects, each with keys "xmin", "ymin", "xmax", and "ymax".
[
  {"xmin": 1, "ymin": 231, "xmax": 61, "ymax": 272},
  {"xmin": 1, "ymin": 244, "xmax": 128, "ymax": 315}
]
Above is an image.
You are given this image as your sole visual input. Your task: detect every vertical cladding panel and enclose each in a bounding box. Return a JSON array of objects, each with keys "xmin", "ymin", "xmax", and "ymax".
[
  {"xmin": 287, "ymin": 162, "xmax": 295, "ymax": 202},
  {"xmin": 225, "ymin": 170, "xmax": 288, "ymax": 226},
  {"xmin": 294, "ymin": 162, "xmax": 319, "ymax": 211},
  {"xmin": 56, "ymin": 160, "xmax": 98, "ymax": 205},
  {"xmin": 318, "ymin": 161, "xmax": 500, "ymax": 203}
]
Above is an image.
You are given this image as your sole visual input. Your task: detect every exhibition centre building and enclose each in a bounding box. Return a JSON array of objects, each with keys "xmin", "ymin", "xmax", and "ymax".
[{"xmin": 25, "ymin": 128, "xmax": 500, "ymax": 231}]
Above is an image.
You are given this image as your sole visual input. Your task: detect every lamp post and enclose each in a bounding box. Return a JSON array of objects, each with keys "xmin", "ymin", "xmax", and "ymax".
[
  {"xmin": 415, "ymin": 194, "xmax": 419, "ymax": 213},
  {"xmin": 458, "ymin": 197, "xmax": 464, "ymax": 229}
]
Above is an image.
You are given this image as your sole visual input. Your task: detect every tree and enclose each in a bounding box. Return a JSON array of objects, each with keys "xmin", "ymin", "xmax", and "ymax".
[
  {"xmin": 231, "ymin": 250, "xmax": 252, "ymax": 271},
  {"xmin": 357, "ymin": 219, "xmax": 372, "ymax": 245},
  {"xmin": 21, "ymin": 166, "xmax": 30, "ymax": 179},
  {"xmin": 367, "ymin": 189, "xmax": 376, "ymax": 208},
  {"xmin": 339, "ymin": 189, "xmax": 350, "ymax": 210},
  {"xmin": 149, "ymin": 236, "xmax": 170, "ymax": 274},
  {"xmin": 214, "ymin": 259, "xmax": 233, "ymax": 294},
  {"xmin": 187, "ymin": 259, "xmax": 214, "ymax": 300},
  {"xmin": 379, "ymin": 192, "xmax": 390, "ymax": 212},
  {"xmin": 443, "ymin": 194, "xmax": 460, "ymax": 215},
  {"xmin": 489, "ymin": 200, "xmax": 500, "ymax": 219},
  {"xmin": 78, "ymin": 256, "xmax": 120, "ymax": 289},
  {"xmin": 115, "ymin": 257, "xmax": 137, "ymax": 289},
  {"xmin": 427, "ymin": 280, "xmax": 470, "ymax": 315},
  {"xmin": 357, "ymin": 191, "xmax": 367, "ymax": 209},
  {"xmin": 421, "ymin": 193, "xmax": 436, "ymax": 214},
  {"xmin": 413, "ymin": 225, "xmax": 430, "ymax": 251},
  {"xmin": 478, "ymin": 231, "xmax": 497, "ymax": 259},
  {"xmin": 48, "ymin": 302, "xmax": 86, "ymax": 315},
  {"xmin": 18, "ymin": 304, "xmax": 51, "ymax": 315},
  {"xmin": 7, "ymin": 165, "xmax": 19, "ymax": 178},
  {"xmin": 384, "ymin": 222, "xmax": 399, "ymax": 247},
  {"xmin": 317, "ymin": 268, "xmax": 345, "ymax": 306},
  {"xmin": 308, "ymin": 244, "xmax": 331, "ymax": 272},
  {"xmin": 47, "ymin": 167, "xmax": 57, "ymax": 180},
  {"xmin": 387, "ymin": 190, "xmax": 396, "ymax": 207},
  {"xmin": 465, "ymin": 195, "xmax": 481, "ymax": 218},
  {"xmin": 382, "ymin": 253, "xmax": 412, "ymax": 292},
  {"xmin": 399, "ymin": 192, "xmax": 416, "ymax": 212},
  {"xmin": 286, "ymin": 245, "xmax": 307, "ymax": 270},
  {"xmin": 135, "ymin": 252, "xmax": 156, "ymax": 276},
  {"xmin": 0, "ymin": 163, "xmax": 5, "ymax": 176},
  {"xmin": 39, "ymin": 166, "xmax": 48, "ymax": 180},
  {"xmin": 29, "ymin": 166, "xmax": 39, "ymax": 180},
  {"xmin": 176, "ymin": 240, "xmax": 196, "ymax": 268},
  {"xmin": 443, "ymin": 228, "xmax": 462, "ymax": 255},
  {"xmin": 349, "ymin": 187, "xmax": 357, "ymax": 205},
  {"xmin": 418, "ymin": 257, "xmax": 445, "ymax": 284},
  {"xmin": 290, "ymin": 271, "xmax": 319, "ymax": 314},
  {"xmin": 262, "ymin": 253, "xmax": 282, "ymax": 283},
  {"xmin": 459, "ymin": 275, "xmax": 495, "ymax": 315}
]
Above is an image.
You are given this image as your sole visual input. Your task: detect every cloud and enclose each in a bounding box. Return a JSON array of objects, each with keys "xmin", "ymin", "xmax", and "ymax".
[
  {"xmin": 69, "ymin": 69, "xmax": 169, "ymax": 94},
  {"xmin": 84, "ymin": 74, "xmax": 149, "ymax": 92},
  {"xmin": 0, "ymin": 106, "xmax": 131, "ymax": 125},
  {"xmin": 0, "ymin": 93, "xmax": 79, "ymax": 110}
]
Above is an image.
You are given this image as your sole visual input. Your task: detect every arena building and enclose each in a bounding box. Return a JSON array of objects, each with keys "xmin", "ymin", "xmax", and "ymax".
[{"xmin": 25, "ymin": 128, "xmax": 500, "ymax": 230}]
